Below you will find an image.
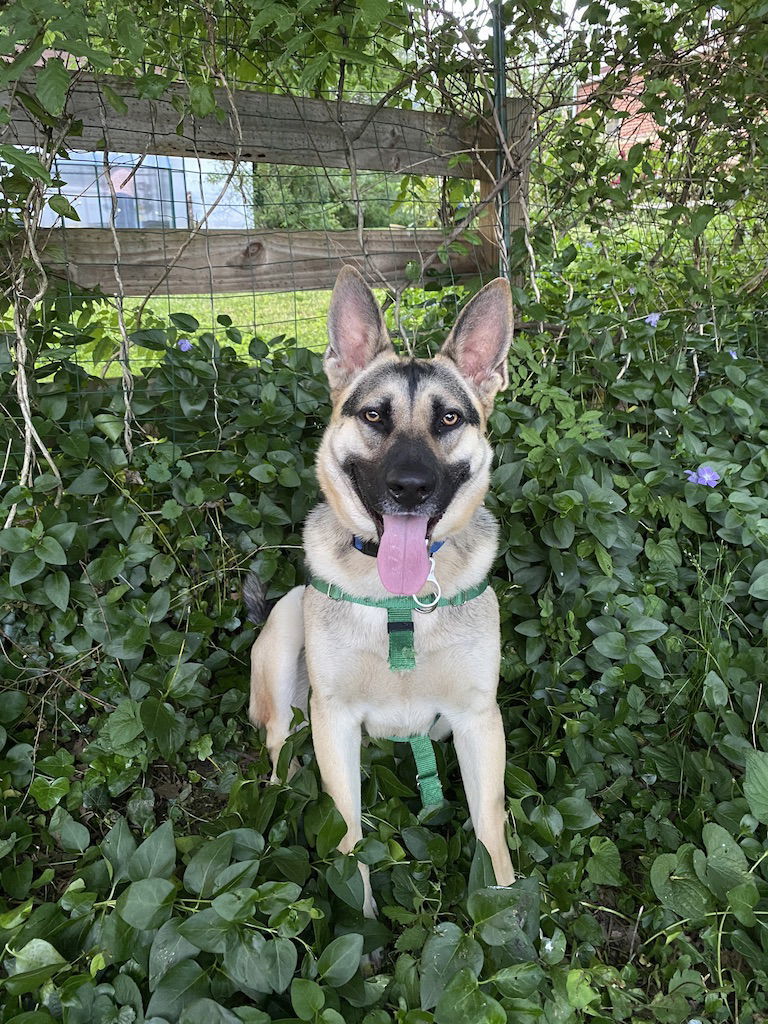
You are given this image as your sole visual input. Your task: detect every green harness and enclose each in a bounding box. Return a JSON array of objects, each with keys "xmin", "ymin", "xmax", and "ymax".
[{"xmin": 308, "ymin": 575, "xmax": 488, "ymax": 806}]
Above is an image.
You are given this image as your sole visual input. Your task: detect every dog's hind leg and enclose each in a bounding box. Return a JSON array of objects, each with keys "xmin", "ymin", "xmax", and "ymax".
[{"xmin": 247, "ymin": 585, "xmax": 308, "ymax": 781}]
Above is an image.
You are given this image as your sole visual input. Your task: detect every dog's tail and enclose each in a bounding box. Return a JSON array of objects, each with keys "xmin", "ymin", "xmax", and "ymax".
[{"xmin": 243, "ymin": 572, "xmax": 276, "ymax": 625}]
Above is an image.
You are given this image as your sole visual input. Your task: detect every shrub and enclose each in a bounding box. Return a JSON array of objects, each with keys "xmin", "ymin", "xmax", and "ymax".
[{"xmin": 2, "ymin": 280, "xmax": 768, "ymax": 1021}]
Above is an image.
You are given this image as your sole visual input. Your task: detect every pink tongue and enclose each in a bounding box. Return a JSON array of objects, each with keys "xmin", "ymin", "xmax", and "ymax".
[{"xmin": 377, "ymin": 515, "xmax": 431, "ymax": 595}]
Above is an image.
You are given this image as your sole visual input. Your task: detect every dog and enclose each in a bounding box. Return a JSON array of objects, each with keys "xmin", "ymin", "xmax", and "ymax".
[{"xmin": 247, "ymin": 265, "xmax": 515, "ymax": 917}]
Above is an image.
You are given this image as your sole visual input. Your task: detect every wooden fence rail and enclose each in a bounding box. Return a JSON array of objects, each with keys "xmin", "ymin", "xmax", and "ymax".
[
  {"xmin": 40, "ymin": 227, "xmax": 484, "ymax": 295},
  {"xmin": 5, "ymin": 72, "xmax": 531, "ymax": 294}
]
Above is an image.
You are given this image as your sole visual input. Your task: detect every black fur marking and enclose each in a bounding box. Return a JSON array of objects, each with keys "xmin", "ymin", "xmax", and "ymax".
[
  {"xmin": 340, "ymin": 359, "xmax": 477, "ymax": 419},
  {"xmin": 357, "ymin": 397, "xmax": 392, "ymax": 434},
  {"xmin": 447, "ymin": 460, "xmax": 471, "ymax": 491},
  {"xmin": 431, "ymin": 395, "xmax": 479, "ymax": 433},
  {"xmin": 391, "ymin": 360, "xmax": 437, "ymax": 400},
  {"xmin": 243, "ymin": 572, "xmax": 275, "ymax": 624},
  {"xmin": 341, "ymin": 365, "xmax": 393, "ymax": 417}
]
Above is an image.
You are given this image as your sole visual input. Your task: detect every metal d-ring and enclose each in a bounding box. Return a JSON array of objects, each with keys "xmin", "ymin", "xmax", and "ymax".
[{"xmin": 413, "ymin": 556, "xmax": 441, "ymax": 613}]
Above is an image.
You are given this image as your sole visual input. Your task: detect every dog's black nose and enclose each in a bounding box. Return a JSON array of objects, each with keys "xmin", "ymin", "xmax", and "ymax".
[{"xmin": 385, "ymin": 465, "xmax": 437, "ymax": 509}]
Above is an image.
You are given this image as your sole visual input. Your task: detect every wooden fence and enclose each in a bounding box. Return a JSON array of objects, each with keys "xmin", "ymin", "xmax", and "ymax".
[{"xmin": 5, "ymin": 73, "xmax": 530, "ymax": 295}]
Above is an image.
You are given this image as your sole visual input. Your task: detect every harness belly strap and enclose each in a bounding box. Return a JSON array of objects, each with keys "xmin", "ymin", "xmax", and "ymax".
[{"xmin": 385, "ymin": 732, "xmax": 442, "ymax": 805}]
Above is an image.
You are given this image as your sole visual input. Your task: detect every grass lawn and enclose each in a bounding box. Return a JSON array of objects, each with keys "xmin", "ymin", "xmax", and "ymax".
[
  {"xmin": 134, "ymin": 289, "xmax": 332, "ymax": 351},
  {"xmin": 67, "ymin": 286, "xmax": 396, "ymax": 374}
]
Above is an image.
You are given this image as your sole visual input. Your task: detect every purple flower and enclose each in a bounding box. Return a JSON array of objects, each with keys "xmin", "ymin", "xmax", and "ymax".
[
  {"xmin": 585, "ymin": 241, "xmax": 596, "ymax": 249},
  {"xmin": 628, "ymin": 286, "xmax": 636, "ymax": 295},
  {"xmin": 728, "ymin": 349, "xmax": 737, "ymax": 359},
  {"xmin": 645, "ymin": 312, "xmax": 661, "ymax": 328},
  {"xmin": 685, "ymin": 465, "xmax": 720, "ymax": 487},
  {"xmin": 177, "ymin": 338, "xmax": 193, "ymax": 352}
]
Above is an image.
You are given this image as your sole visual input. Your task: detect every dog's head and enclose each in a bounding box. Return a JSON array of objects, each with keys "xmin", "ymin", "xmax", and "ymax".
[{"xmin": 316, "ymin": 266, "xmax": 513, "ymax": 593}]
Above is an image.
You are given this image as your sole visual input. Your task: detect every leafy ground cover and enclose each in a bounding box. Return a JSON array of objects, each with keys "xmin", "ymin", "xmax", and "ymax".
[{"xmin": 3, "ymin": 272, "xmax": 768, "ymax": 1023}]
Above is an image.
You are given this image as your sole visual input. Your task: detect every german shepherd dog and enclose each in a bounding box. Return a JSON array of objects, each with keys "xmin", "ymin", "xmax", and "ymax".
[{"xmin": 247, "ymin": 266, "xmax": 515, "ymax": 917}]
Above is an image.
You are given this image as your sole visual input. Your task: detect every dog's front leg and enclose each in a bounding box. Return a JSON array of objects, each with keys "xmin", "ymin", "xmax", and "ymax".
[
  {"xmin": 452, "ymin": 704, "xmax": 515, "ymax": 886},
  {"xmin": 310, "ymin": 694, "xmax": 376, "ymax": 918}
]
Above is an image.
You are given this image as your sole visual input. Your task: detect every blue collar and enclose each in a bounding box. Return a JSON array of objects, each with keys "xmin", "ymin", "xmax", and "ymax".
[{"xmin": 353, "ymin": 535, "xmax": 445, "ymax": 557}]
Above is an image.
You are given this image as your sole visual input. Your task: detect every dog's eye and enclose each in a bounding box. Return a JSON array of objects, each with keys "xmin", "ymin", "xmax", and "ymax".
[
  {"xmin": 363, "ymin": 409, "xmax": 381, "ymax": 424},
  {"xmin": 441, "ymin": 411, "xmax": 463, "ymax": 428}
]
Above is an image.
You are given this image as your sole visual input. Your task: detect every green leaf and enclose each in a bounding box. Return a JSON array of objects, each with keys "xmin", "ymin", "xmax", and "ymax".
[
  {"xmin": 183, "ymin": 835, "xmax": 234, "ymax": 897},
  {"xmin": 557, "ymin": 794, "xmax": 601, "ymax": 830},
  {"xmin": 420, "ymin": 922, "xmax": 484, "ymax": 1010},
  {"xmin": 29, "ymin": 776, "xmax": 69, "ymax": 811},
  {"xmin": 12, "ymin": 939, "xmax": 65, "ymax": 973},
  {"xmin": 180, "ymin": 1000, "xmax": 243, "ymax": 1024},
  {"xmin": 650, "ymin": 846, "xmax": 715, "ymax": 919},
  {"xmin": 178, "ymin": 907, "xmax": 234, "ymax": 953},
  {"xmin": 189, "ymin": 80, "xmax": 216, "ymax": 117},
  {"xmin": 467, "ymin": 883, "xmax": 538, "ymax": 954},
  {"xmin": 745, "ymin": 749, "xmax": 768, "ymax": 822},
  {"xmin": 316, "ymin": 933, "xmax": 363, "ymax": 987},
  {"xmin": 593, "ymin": 631, "xmax": 626, "ymax": 659},
  {"xmin": 565, "ymin": 968, "xmax": 600, "ymax": 1010},
  {"xmin": 305, "ymin": 795, "xmax": 347, "ymax": 857},
  {"xmin": 102, "ymin": 83, "xmax": 129, "ymax": 114},
  {"xmin": 171, "ymin": 312, "xmax": 200, "ymax": 332},
  {"xmin": 728, "ymin": 881, "xmax": 759, "ymax": 927},
  {"xmin": 141, "ymin": 697, "xmax": 187, "ymax": 757},
  {"xmin": 149, "ymin": 919, "xmax": 199, "ymax": 988},
  {"xmin": 43, "ymin": 571, "xmax": 69, "ymax": 611},
  {"xmin": 625, "ymin": 615, "xmax": 668, "ymax": 643},
  {"xmin": 49, "ymin": 807, "xmax": 89, "ymax": 852},
  {"xmin": 359, "ymin": 0, "xmax": 390, "ymax": 21},
  {"xmin": 49, "ymin": 194, "xmax": 80, "ymax": 221},
  {"xmin": 3, "ymin": 940, "xmax": 66, "ymax": 997},
  {"xmin": 434, "ymin": 968, "xmax": 505, "ymax": 1024},
  {"xmin": 291, "ymin": 978, "xmax": 325, "ymax": 1020},
  {"xmin": 586, "ymin": 836, "xmax": 622, "ymax": 886},
  {"xmin": 629, "ymin": 643, "xmax": 664, "ymax": 679},
  {"xmin": 107, "ymin": 700, "xmax": 144, "ymax": 752},
  {"xmin": 10, "ymin": 551, "xmax": 45, "ymax": 586},
  {"xmin": 35, "ymin": 536, "xmax": 66, "ymax": 565},
  {"xmin": 468, "ymin": 840, "xmax": 496, "ymax": 893},
  {"xmin": 0, "ymin": 527, "xmax": 33, "ymax": 552},
  {"xmin": 35, "ymin": 59, "xmax": 69, "ymax": 116},
  {"xmin": 212, "ymin": 888, "xmax": 258, "ymax": 922},
  {"xmin": 67, "ymin": 467, "xmax": 108, "ymax": 495},
  {"xmin": 128, "ymin": 820, "xmax": 177, "ymax": 880},
  {"xmin": 493, "ymin": 963, "xmax": 545, "ymax": 998},
  {"xmin": 131, "ymin": 328, "xmax": 167, "ymax": 350},
  {"xmin": 222, "ymin": 932, "xmax": 273, "ymax": 993},
  {"xmin": 116, "ymin": 877, "xmax": 176, "ymax": 929},
  {"xmin": 703, "ymin": 823, "xmax": 751, "ymax": 900},
  {"xmin": 261, "ymin": 937, "xmax": 298, "ymax": 992},
  {"xmin": 325, "ymin": 855, "xmax": 364, "ymax": 909},
  {"xmin": 0, "ymin": 145, "xmax": 51, "ymax": 183},
  {"xmin": 146, "ymin": 960, "xmax": 209, "ymax": 1020},
  {"xmin": 101, "ymin": 816, "xmax": 138, "ymax": 883},
  {"xmin": 94, "ymin": 413, "xmax": 124, "ymax": 441}
]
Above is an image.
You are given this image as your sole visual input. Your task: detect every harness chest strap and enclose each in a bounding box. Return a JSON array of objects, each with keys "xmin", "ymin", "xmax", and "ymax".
[
  {"xmin": 307, "ymin": 575, "xmax": 489, "ymax": 806},
  {"xmin": 308, "ymin": 576, "xmax": 488, "ymax": 672}
]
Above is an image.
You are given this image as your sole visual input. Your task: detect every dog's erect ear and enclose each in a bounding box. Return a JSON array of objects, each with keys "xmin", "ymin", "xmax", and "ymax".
[
  {"xmin": 325, "ymin": 266, "xmax": 393, "ymax": 393},
  {"xmin": 439, "ymin": 278, "xmax": 514, "ymax": 410}
]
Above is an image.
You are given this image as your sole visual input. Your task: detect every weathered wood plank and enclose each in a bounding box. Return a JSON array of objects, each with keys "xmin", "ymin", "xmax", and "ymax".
[
  {"xmin": 5, "ymin": 73, "xmax": 527, "ymax": 179},
  {"xmin": 477, "ymin": 99, "xmax": 533, "ymax": 275},
  {"xmin": 40, "ymin": 227, "xmax": 491, "ymax": 295}
]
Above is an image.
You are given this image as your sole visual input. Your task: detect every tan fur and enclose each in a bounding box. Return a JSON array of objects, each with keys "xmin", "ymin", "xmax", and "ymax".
[{"xmin": 249, "ymin": 269, "xmax": 515, "ymax": 916}]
